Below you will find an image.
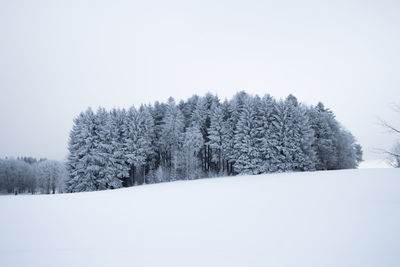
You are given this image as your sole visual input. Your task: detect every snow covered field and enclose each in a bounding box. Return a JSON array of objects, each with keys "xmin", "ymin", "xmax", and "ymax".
[{"xmin": 1, "ymin": 168, "xmax": 399, "ymax": 267}]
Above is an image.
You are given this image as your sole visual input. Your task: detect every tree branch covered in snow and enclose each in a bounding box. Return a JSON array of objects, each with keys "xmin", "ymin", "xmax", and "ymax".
[{"xmin": 379, "ymin": 104, "xmax": 400, "ymax": 167}]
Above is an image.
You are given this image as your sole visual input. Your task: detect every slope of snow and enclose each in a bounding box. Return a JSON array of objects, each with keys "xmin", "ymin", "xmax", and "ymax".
[{"xmin": 1, "ymin": 169, "xmax": 399, "ymax": 267}]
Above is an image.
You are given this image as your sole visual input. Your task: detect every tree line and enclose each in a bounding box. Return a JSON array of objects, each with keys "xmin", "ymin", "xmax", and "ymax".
[
  {"xmin": 66, "ymin": 92, "xmax": 363, "ymax": 192},
  {"xmin": 0, "ymin": 157, "xmax": 67, "ymax": 194}
]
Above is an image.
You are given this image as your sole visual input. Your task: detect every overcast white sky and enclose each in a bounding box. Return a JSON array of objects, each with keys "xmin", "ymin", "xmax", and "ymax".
[{"xmin": 0, "ymin": 0, "xmax": 399, "ymax": 162}]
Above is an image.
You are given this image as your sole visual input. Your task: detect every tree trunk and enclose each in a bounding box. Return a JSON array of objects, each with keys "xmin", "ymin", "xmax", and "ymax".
[{"xmin": 143, "ymin": 165, "xmax": 146, "ymax": 185}]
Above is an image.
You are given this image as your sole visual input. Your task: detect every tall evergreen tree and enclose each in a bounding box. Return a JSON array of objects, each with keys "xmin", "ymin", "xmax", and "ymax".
[
  {"xmin": 109, "ymin": 108, "xmax": 130, "ymax": 185},
  {"xmin": 226, "ymin": 91, "xmax": 249, "ymax": 174},
  {"xmin": 123, "ymin": 106, "xmax": 148, "ymax": 185},
  {"xmin": 180, "ymin": 95, "xmax": 200, "ymax": 128},
  {"xmin": 183, "ymin": 126, "xmax": 204, "ymax": 179},
  {"xmin": 233, "ymin": 97, "xmax": 262, "ymax": 175},
  {"xmin": 160, "ymin": 97, "xmax": 185, "ymax": 180},
  {"xmin": 273, "ymin": 95, "xmax": 316, "ymax": 172},
  {"xmin": 208, "ymin": 103, "xmax": 226, "ymax": 174},
  {"xmin": 220, "ymin": 100, "xmax": 235, "ymax": 175},
  {"xmin": 257, "ymin": 94, "xmax": 280, "ymax": 173},
  {"xmin": 151, "ymin": 101, "xmax": 168, "ymax": 172},
  {"xmin": 67, "ymin": 108, "xmax": 102, "ymax": 192},
  {"xmin": 308, "ymin": 103, "xmax": 338, "ymax": 170},
  {"xmin": 96, "ymin": 107, "xmax": 124, "ymax": 190},
  {"xmin": 139, "ymin": 104, "xmax": 156, "ymax": 184}
]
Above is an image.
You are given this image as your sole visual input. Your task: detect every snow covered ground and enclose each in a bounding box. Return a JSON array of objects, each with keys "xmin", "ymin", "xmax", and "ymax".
[
  {"xmin": 358, "ymin": 159, "xmax": 392, "ymax": 169},
  {"xmin": 1, "ymin": 168, "xmax": 399, "ymax": 267}
]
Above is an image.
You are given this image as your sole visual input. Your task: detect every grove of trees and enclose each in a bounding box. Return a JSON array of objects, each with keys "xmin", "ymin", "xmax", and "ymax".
[
  {"xmin": 66, "ymin": 92, "xmax": 363, "ymax": 192},
  {"xmin": 0, "ymin": 157, "xmax": 67, "ymax": 194}
]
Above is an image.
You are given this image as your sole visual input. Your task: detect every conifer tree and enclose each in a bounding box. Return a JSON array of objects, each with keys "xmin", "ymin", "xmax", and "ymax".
[
  {"xmin": 308, "ymin": 103, "xmax": 338, "ymax": 170},
  {"xmin": 139, "ymin": 105, "xmax": 156, "ymax": 184},
  {"xmin": 216, "ymin": 100, "xmax": 234, "ymax": 175},
  {"xmin": 183, "ymin": 126, "xmax": 204, "ymax": 179},
  {"xmin": 208, "ymin": 103, "xmax": 226, "ymax": 174},
  {"xmin": 66, "ymin": 108, "xmax": 102, "ymax": 192},
  {"xmin": 109, "ymin": 108, "xmax": 130, "ymax": 185},
  {"xmin": 226, "ymin": 91, "xmax": 249, "ymax": 174},
  {"xmin": 160, "ymin": 97, "xmax": 185, "ymax": 180},
  {"xmin": 95, "ymin": 107, "xmax": 123, "ymax": 190},
  {"xmin": 257, "ymin": 94, "xmax": 280, "ymax": 173},
  {"xmin": 124, "ymin": 106, "xmax": 148, "ymax": 185},
  {"xmin": 273, "ymin": 96, "xmax": 316, "ymax": 172},
  {"xmin": 233, "ymin": 97, "xmax": 262, "ymax": 175},
  {"xmin": 151, "ymin": 101, "xmax": 168, "ymax": 171}
]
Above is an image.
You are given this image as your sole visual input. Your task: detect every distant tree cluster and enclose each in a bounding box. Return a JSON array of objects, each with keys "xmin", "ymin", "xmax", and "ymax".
[
  {"xmin": 66, "ymin": 92, "xmax": 363, "ymax": 192},
  {"xmin": 0, "ymin": 157, "xmax": 67, "ymax": 194}
]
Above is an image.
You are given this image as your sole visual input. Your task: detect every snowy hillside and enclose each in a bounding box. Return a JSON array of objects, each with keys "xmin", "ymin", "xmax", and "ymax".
[{"xmin": 1, "ymin": 168, "xmax": 399, "ymax": 267}]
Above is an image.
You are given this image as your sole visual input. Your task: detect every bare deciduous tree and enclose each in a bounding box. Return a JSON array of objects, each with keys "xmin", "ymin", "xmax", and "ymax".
[{"xmin": 378, "ymin": 104, "xmax": 400, "ymax": 167}]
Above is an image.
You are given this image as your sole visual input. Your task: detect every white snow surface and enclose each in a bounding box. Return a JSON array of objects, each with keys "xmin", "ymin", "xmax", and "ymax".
[
  {"xmin": 358, "ymin": 159, "xmax": 392, "ymax": 169},
  {"xmin": 1, "ymin": 169, "xmax": 400, "ymax": 267}
]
